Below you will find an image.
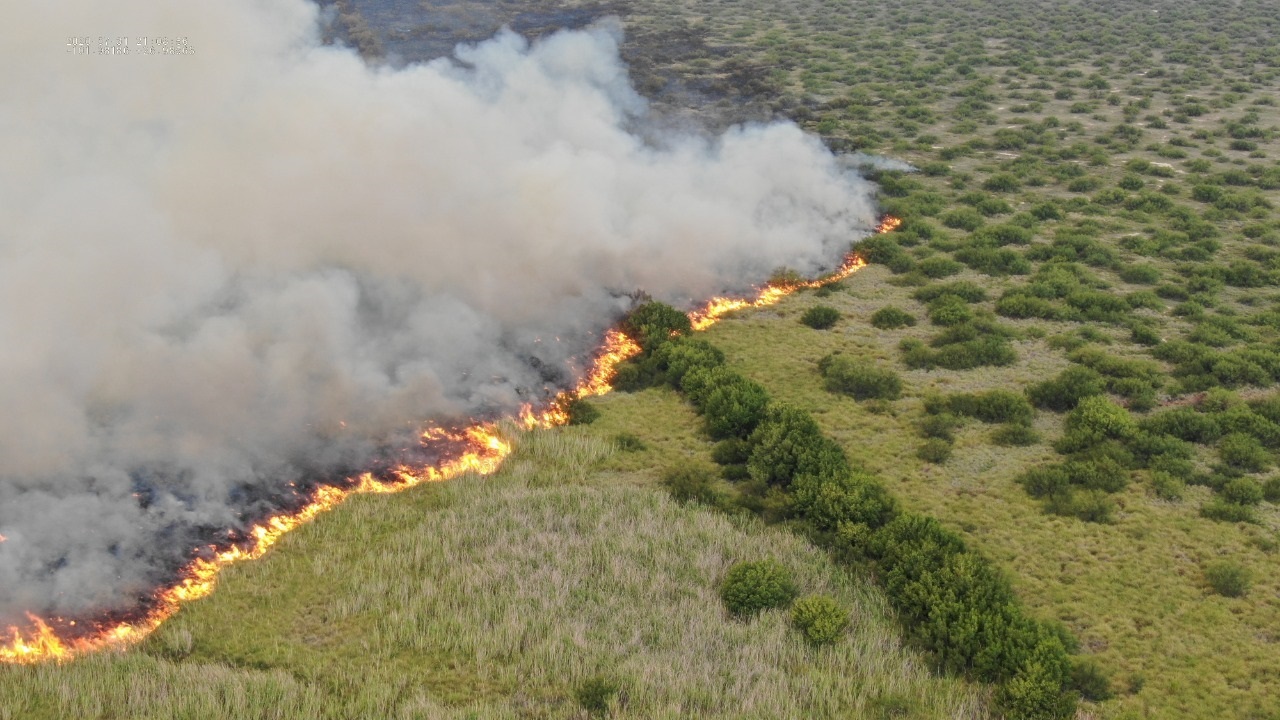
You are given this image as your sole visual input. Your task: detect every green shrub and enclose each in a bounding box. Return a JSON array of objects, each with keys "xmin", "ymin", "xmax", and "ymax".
[
  {"xmin": 1019, "ymin": 466, "xmax": 1069, "ymax": 498},
  {"xmin": 791, "ymin": 595, "xmax": 849, "ymax": 645},
  {"xmin": 711, "ymin": 438, "xmax": 751, "ymax": 466},
  {"xmin": 575, "ymin": 675, "xmax": 621, "ymax": 718},
  {"xmin": 996, "ymin": 292, "xmax": 1070, "ymax": 320},
  {"xmin": 681, "ymin": 366, "xmax": 743, "ymax": 408},
  {"xmin": 1027, "ymin": 366, "xmax": 1105, "ymax": 411},
  {"xmin": 747, "ymin": 405, "xmax": 850, "ymax": 487},
  {"xmin": 870, "ymin": 306, "xmax": 917, "ymax": 329},
  {"xmin": 1140, "ymin": 408, "xmax": 1221, "ymax": 443},
  {"xmin": 1204, "ymin": 561, "xmax": 1252, "ymax": 598},
  {"xmin": 955, "ymin": 246, "xmax": 1032, "ymax": 276},
  {"xmin": 819, "ymin": 355, "xmax": 903, "ymax": 401},
  {"xmin": 996, "ymin": 664, "xmax": 1078, "ymax": 720},
  {"xmin": 623, "ymin": 301, "xmax": 692, "ymax": 352},
  {"xmin": 928, "ymin": 296, "xmax": 974, "ymax": 326},
  {"xmin": 1220, "ymin": 477, "xmax": 1264, "ymax": 506},
  {"xmin": 946, "ymin": 390, "xmax": 1034, "ymax": 424},
  {"xmin": 1061, "ymin": 396, "xmax": 1137, "ymax": 448},
  {"xmin": 614, "ymin": 433, "xmax": 646, "ymax": 452},
  {"xmin": 663, "ymin": 465, "xmax": 730, "ymax": 508},
  {"xmin": 1218, "ymin": 433, "xmax": 1271, "ymax": 472},
  {"xmin": 903, "ymin": 334, "xmax": 1018, "ymax": 370},
  {"xmin": 1118, "ymin": 263, "xmax": 1161, "ymax": 285},
  {"xmin": 993, "ymin": 423, "xmax": 1041, "ymax": 446},
  {"xmin": 919, "ymin": 412, "xmax": 962, "ymax": 441},
  {"xmin": 1068, "ymin": 658, "xmax": 1115, "ymax": 701},
  {"xmin": 800, "ymin": 305, "xmax": 841, "ymax": 330},
  {"xmin": 701, "ymin": 376, "xmax": 770, "ymax": 439},
  {"xmin": 1151, "ymin": 471, "xmax": 1186, "ymax": 501},
  {"xmin": 942, "ymin": 207, "xmax": 985, "ymax": 231},
  {"xmin": 1263, "ymin": 476, "xmax": 1280, "ymax": 503},
  {"xmin": 654, "ymin": 338, "xmax": 725, "ymax": 386},
  {"xmin": 1200, "ymin": 499, "xmax": 1258, "ymax": 523},
  {"xmin": 1062, "ymin": 458, "xmax": 1130, "ymax": 493},
  {"xmin": 1045, "ymin": 488, "xmax": 1116, "ymax": 523},
  {"xmin": 564, "ymin": 398, "xmax": 601, "ymax": 425},
  {"xmin": 917, "ymin": 438, "xmax": 953, "ymax": 463},
  {"xmin": 720, "ymin": 560, "xmax": 798, "ymax": 617},
  {"xmin": 791, "ymin": 473, "xmax": 899, "ymax": 532},
  {"xmin": 917, "ymin": 255, "xmax": 963, "ymax": 278}
]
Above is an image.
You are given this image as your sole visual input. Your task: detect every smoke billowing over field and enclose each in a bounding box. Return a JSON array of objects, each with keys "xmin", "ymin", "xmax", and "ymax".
[{"xmin": 0, "ymin": 1, "xmax": 875, "ymax": 622}]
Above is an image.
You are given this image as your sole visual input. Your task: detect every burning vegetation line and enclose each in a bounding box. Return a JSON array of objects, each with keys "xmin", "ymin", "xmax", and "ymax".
[{"xmin": 0, "ymin": 218, "xmax": 896, "ymax": 664}]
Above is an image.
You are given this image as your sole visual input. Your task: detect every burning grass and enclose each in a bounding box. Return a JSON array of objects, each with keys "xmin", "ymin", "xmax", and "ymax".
[{"xmin": 0, "ymin": 428, "xmax": 985, "ymax": 719}]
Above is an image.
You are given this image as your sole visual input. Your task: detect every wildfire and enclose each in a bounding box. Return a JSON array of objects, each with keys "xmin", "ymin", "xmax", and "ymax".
[
  {"xmin": 0, "ymin": 216, "xmax": 896, "ymax": 664},
  {"xmin": 689, "ymin": 250, "xmax": 867, "ymax": 331},
  {"xmin": 875, "ymin": 215, "xmax": 903, "ymax": 234}
]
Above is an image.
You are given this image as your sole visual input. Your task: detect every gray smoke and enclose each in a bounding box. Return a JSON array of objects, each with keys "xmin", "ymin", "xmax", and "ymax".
[{"xmin": 0, "ymin": 2, "xmax": 876, "ymax": 624}]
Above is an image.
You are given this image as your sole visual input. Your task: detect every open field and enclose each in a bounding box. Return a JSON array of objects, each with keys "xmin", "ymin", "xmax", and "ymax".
[{"xmin": 0, "ymin": 429, "xmax": 984, "ymax": 719}]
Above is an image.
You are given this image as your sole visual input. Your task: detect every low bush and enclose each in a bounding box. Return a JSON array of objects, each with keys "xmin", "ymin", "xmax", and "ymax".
[
  {"xmin": 623, "ymin": 301, "xmax": 692, "ymax": 352},
  {"xmin": 654, "ymin": 338, "xmax": 726, "ymax": 386},
  {"xmin": 747, "ymin": 405, "xmax": 850, "ymax": 487},
  {"xmin": 996, "ymin": 664, "xmax": 1078, "ymax": 720},
  {"xmin": 870, "ymin": 306, "xmax": 917, "ymax": 329},
  {"xmin": 791, "ymin": 595, "xmax": 849, "ymax": 645},
  {"xmin": 993, "ymin": 423, "xmax": 1041, "ymax": 446},
  {"xmin": 1220, "ymin": 477, "xmax": 1264, "ymax": 506},
  {"xmin": 1069, "ymin": 658, "xmax": 1115, "ymax": 701},
  {"xmin": 1263, "ymin": 476, "xmax": 1280, "ymax": 503},
  {"xmin": 663, "ymin": 465, "xmax": 731, "ymax": 509},
  {"xmin": 917, "ymin": 438, "xmax": 953, "ymax": 463},
  {"xmin": 1204, "ymin": 561, "xmax": 1252, "ymax": 598},
  {"xmin": 720, "ymin": 560, "xmax": 798, "ymax": 617},
  {"xmin": 1060, "ymin": 396, "xmax": 1137, "ymax": 449},
  {"xmin": 927, "ymin": 296, "xmax": 974, "ymax": 326},
  {"xmin": 819, "ymin": 355, "xmax": 903, "ymax": 401},
  {"xmin": 1200, "ymin": 499, "xmax": 1258, "ymax": 523},
  {"xmin": 711, "ymin": 438, "xmax": 751, "ymax": 466},
  {"xmin": 701, "ymin": 375, "xmax": 770, "ymax": 439},
  {"xmin": 1150, "ymin": 471, "xmax": 1186, "ymax": 501},
  {"xmin": 614, "ymin": 433, "xmax": 646, "ymax": 452},
  {"xmin": 946, "ymin": 389, "xmax": 1035, "ymax": 424},
  {"xmin": 1027, "ymin": 366, "xmax": 1105, "ymax": 411},
  {"xmin": 575, "ymin": 675, "xmax": 621, "ymax": 718},
  {"xmin": 919, "ymin": 412, "xmax": 962, "ymax": 441},
  {"xmin": 791, "ymin": 473, "xmax": 899, "ymax": 533},
  {"xmin": 1119, "ymin": 264, "xmax": 1161, "ymax": 284},
  {"xmin": 1044, "ymin": 488, "xmax": 1116, "ymax": 523},
  {"xmin": 1218, "ymin": 433, "xmax": 1271, "ymax": 473},
  {"xmin": 917, "ymin": 255, "xmax": 963, "ymax": 278},
  {"xmin": 564, "ymin": 398, "xmax": 601, "ymax": 425},
  {"xmin": 800, "ymin": 305, "xmax": 841, "ymax": 330}
]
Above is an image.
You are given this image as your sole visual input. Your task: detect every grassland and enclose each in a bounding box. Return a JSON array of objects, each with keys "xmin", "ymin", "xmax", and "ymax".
[
  {"xmin": 0, "ymin": 428, "xmax": 984, "ymax": 719},
  {"xmin": 6, "ymin": 0, "xmax": 1280, "ymax": 717}
]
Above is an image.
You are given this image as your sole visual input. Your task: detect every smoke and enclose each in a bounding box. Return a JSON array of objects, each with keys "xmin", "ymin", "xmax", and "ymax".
[
  {"xmin": 839, "ymin": 152, "xmax": 918, "ymax": 173},
  {"xmin": 0, "ymin": 1, "xmax": 876, "ymax": 623}
]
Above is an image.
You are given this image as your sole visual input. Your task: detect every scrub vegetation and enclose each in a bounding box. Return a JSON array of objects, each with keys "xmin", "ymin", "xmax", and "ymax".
[{"xmin": 5, "ymin": 0, "xmax": 1280, "ymax": 717}]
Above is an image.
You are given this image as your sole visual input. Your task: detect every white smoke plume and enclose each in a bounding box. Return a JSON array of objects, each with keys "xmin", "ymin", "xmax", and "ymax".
[{"xmin": 0, "ymin": 1, "xmax": 876, "ymax": 622}]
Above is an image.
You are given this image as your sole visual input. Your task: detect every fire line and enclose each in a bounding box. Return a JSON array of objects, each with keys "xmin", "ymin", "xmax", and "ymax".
[{"xmin": 0, "ymin": 217, "xmax": 896, "ymax": 663}]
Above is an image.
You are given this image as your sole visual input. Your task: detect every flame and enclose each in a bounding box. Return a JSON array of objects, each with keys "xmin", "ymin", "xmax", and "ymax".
[
  {"xmin": 689, "ymin": 251, "xmax": 867, "ymax": 330},
  {"xmin": 1, "ymin": 217, "xmax": 894, "ymax": 664},
  {"xmin": 0, "ymin": 424, "xmax": 515, "ymax": 664},
  {"xmin": 875, "ymin": 215, "xmax": 903, "ymax": 234}
]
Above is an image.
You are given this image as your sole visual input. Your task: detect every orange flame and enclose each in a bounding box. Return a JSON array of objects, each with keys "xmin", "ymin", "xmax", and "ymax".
[
  {"xmin": 1, "ymin": 217, "xmax": 894, "ymax": 664},
  {"xmin": 875, "ymin": 215, "xmax": 903, "ymax": 234},
  {"xmin": 690, "ymin": 251, "xmax": 867, "ymax": 330}
]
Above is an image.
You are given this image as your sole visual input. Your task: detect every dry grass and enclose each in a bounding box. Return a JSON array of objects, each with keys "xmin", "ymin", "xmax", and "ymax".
[{"xmin": 0, "ymin": 428, "xmax": 985, "ymax": 719}]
